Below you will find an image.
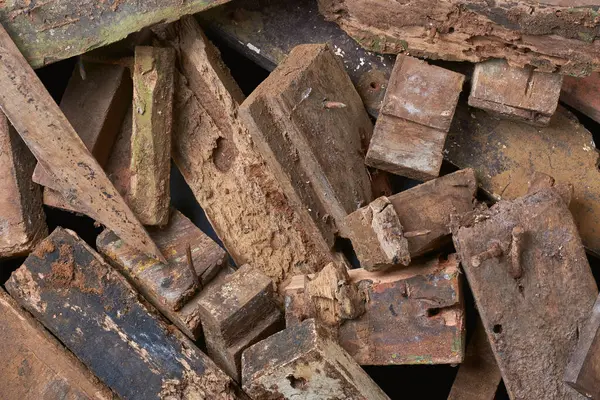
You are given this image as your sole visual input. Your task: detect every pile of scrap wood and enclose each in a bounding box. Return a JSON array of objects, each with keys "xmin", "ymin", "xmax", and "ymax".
[{"xmin": 0, "ymin": 0, "xmax": 599, "ymax": 399}]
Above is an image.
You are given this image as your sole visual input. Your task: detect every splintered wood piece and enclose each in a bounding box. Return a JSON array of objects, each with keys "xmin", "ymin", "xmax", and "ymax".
[
  {"xmin": 240, "ymin": 43, "xmax": 372, "ymax": 242},
  {"xmin": 130, "ymin": 46, "xmax": 175, "ymax": 226},
  {"xmin": 448, "ymin": 318, "xmax": 501, "ymax": 400},
  {"xmin": 342, "ymin": 169, "xmax": 476, "ymax": 267},
  {"xmin": 33, "ymin": 62, "xmax": 131, "ymax": 191},
  {"xmin": 0, "ymin": 288, "xmax": 113, "ymax": 400},
  {"xmin": 452, "ymin": 187, "xmax": 597, "ymax": 399},
  {"xmin": 469, "ymin": 59, "xmax": 563, "ymax": 126},
  {"xmin": 97, "ymin": 208, "xmax": 227, "ymax": 339},
  {"xmin": 0, "ymin": 114, "xmax": 47, "ymax": 258},
  {"xmin": 198, "ymin": 264, "xmax": 284, "ymax": 381},
  {"xmin": 565, "ymin": 294, "xmax": 600, "ymax": 399},
  {"xmin": 241, "ymin": 318, "xmax": 390, "ymax": 399},
  {"xmin": 366, "ymin": 55, "xmax": 464, "ymax": 181},
  {"xmin": 0, "ymin": 24, "xmax": 164, "ymax": 263},
  {"xmin": 445, "ymin": 105, "xmax": 600, "ymax": 257},
  {"xmin": 5, "ymin": 228, "xmax": 243, "ymax": 400},
  {"xmin": 561, "ymin": 72, "xmax": 600, "ymax": 124},
  {"xmin": 161, "ymin": 17, "xmax": 334, "ymax": 287},
  {"xmin": 285, "ymin": 254, "xmax": 465, "ymax": 365}
]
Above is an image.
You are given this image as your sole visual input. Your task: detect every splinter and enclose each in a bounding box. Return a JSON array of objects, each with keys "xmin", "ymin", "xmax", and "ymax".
[
  {"xmin": 471, "ymin": 242, "xmax": 503, "ymax": 267},
  {"xmin": 510, "ymin": 226, "xmax": 525, "ymax": 279}
]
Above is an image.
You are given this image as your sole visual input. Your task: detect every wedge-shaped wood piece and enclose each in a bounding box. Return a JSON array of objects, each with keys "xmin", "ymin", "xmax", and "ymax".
[
  {"xmin": 448, "ymin": 317, "xmax": 501, "ymax": 400},
  {"xmin": 561, "ymin": 72, "xmax": 600, "ymax": 124},
  {"xmin": 342, "ymin": 169, "xmax": 476, "ymax": 268},
  {"xmin": 97, "ymin": 209, "xmax": 228, "ymax": 339},
  {"xmin": 162, "ymin": 17, "xmax": 334, "ymax": 287},
  {"xmin": 33, "ymin": 62, "xmax": 131, "ymax": 191},
  {"xmin": 565, "ymin": 294, "xmax": 600, "ymax": 399},
  {"xmin": 285, "ymin": 254, "xmax": 464, "ymax": 365},
  {"xmin": 198, "ymin": 264, "xmax": 284, "ymax": 381},
  {"xmin": 366, "ymin": 56, "xmax": 464, "ymax": 181},
  {"xmin": 445, "ymin": 105, "xmax": 600, "ymax": 257},
  {"xmin": 242, "ymin": 318, "xmax": 390, "ymax": 399},
  {"xmin": 0, "ymin": 288, "xmax": 113, "ymax": 400},
  {"xmin": 240, "ymin": 43, "xmax": 372, "ymax": 242},
  {"xmin": 0, "ymin": 24, "xmax": 163, "ymax": 262},
  {"xmin": 5, "ymin": 228, "xmax": 243, "ymax": 400},
  {"xmin": 130, "ymin": 46, "xmax": 174, "ymax": 226},
  {"xmin": 0, "ymin": 114, "xmax": 47, "ymax": 258},
  {"xmin": 452, "ymin": 187, "xmax": 597, "ymax": 399},
  {"xmin": 469, "ymin": 59, "xmax": 563, "ymax": 126}
]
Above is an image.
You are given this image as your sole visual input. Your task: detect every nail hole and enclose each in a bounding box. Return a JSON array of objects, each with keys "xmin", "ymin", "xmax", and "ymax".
[
  {"xmin": 369, "ymin": 81, "xmax": 379, "ymax": 90},
  {"xmin": 427, "ymin": 308, "xmax": 441, "ymax": 317},
  {"xmin": 448, "ymin": 27, "xmax": 455, "ymax": 33},
  {"xmin": 287, "ymin": 375, "xmax": 307, "ymax": 389},
  {"xmin": 493, "ymin": 324, "xmax": 503, "ymax": 334}
]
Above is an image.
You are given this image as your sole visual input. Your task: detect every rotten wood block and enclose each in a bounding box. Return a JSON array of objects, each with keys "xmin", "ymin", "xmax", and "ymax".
[
  {"xmin": 561, "ymin": 72, "xmax": 600, "ymax": 124},
  {"xmin": 240, "ymin": 43, "xmax": 372, "ymax": 244},
  {"xmin": 447, "ymin": 317, "xmax": 501, "ymax": 400},
  {"xmin": 342, "ymin": 169, "xmax": 477, "ymax": 269},
  {"xmin": 452, "ymin": 187, "xmax": 598, "ymax": 399},
  {"xmin": 242, "ymin": 318, "xmax": 390, "ymax": 399},
  {"xmin": 285, "ymin": 254, "xmax": 465, "ymax": 365},
  {"xmin": 159, "ymin": 17, "xmax": 335, "ymax": 288},
  {"xmin": 198, "ymin": 264, "xmax": 284, "ymax": 381},
  {"xmin": 445, "ymin": 104, "xmax": 600, "ymax": 257},
  {"xmin": 129, "ymin": 46, "xmax": 175, "ymax": 226},
  {"xmin": 469, "ymin": 59, "xmax": 563, "ymax": 126},
  {"xmin": 5, "ymin": 228, "xmax": 244, "ymax": 400},
  {"xmin": 33, "ymin": 62, "xmax": 131, "ymax": 191},
  {"xmin": 0, "ymin": 114, "xmax": 47, "ymax": 258},
  {"xmin": 366, "ymin": 56, "xmax": 464, "ymax": 181},
  {"xmin": 565, "ymin": 294, "xmax": 600, "ymax": 399},
  {"xmin": 0, "ymin": 24, "xmax": 164, "ymax": 262},
  {"xmin": 319, "ymin": 0, "xmax": 600, "ymax": 77},
  {"xmin": 0, "ymin": 288, "xmax": 113, "ymax": 400}
]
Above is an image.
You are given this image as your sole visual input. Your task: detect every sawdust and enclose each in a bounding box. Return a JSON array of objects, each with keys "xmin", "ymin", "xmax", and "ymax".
[
  {"xmin": 160, "ymin": 369, "xmax": 237, "ymax": 400},
  {"xmin": 32, "ymin": 239, "xmax": 56, "ymax": 259},
  {"xmin": 48, "ymin": 243, "xmax": 103, "ymax": 295}
]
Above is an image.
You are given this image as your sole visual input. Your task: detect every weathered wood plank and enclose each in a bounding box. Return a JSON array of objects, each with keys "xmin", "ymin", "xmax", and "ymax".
[
  {"xmin": 452, "ymin": 187, "xmax": 597, "ymax": 399},
  {"xmin": 469, "ymin": 59, "xmax": 563, "ymax": 126},
  {"xmin": 319, "ymin": 0, "xmax": 600, "ymax": 76},
  {"xmin": 0, "ymin": 113, "xmax": 47, "ymax": 258},
  {"xmin": 157, "ymin": 17, "xmax": 335, "ymax": 288},
  {"xmin": 366, "ymin": 55, "xmax": 464, "ymax": 181},
  {"xmin": 240, "ymin": 43, "xmax": 373, "ymax": 243},
  {"xmin": 5, "ymin": 228, "xmax": 244, "ymax": 400},
  {"xmin": 242, "ymin": 318, "xmax": 390, "ymax": 399},
  {"xmin": 0, "ymin": 23, "xmax": 164, "ymax": 262},
  {"xmin": 0, "ymin": 0, "xmax": 230, "ymax": 69},
  {"xmin": 0, "ymin": 288, "xmax": 113, "ymax": 400},
  {"xmin": 561, "ymin": 72, "xmax": 600, "ymax": 124},
  {"xmin": 445, "ymin": 104, "xmax": 600, "ymax": 257},
  {"xmin": 285, "ymin": 254, "xmax": 465, "ymax": 365},
  {"xmin": 130, "ymin": 46, "xmax": 174, "ymax": 226}
]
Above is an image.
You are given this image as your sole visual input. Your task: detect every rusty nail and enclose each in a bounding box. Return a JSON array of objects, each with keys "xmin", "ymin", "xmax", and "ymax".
[
  {"xmin": 186, "ymin": 244, "xmax": 201, "ymax": 288},
  {"xmin": 509, "ymin": 226, "xmax": 525, "ymax": 279},
  {"xmin": 471, "ymin": 241, "xmax": 503, "ymax": 267}
]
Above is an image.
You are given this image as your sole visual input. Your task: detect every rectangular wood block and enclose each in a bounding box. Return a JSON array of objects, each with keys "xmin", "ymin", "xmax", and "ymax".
[
  {"xmin": 198, "ymin": 264, "xmax": 284, "ymax": 381},
  {"xmin": 366, "ymin": 55, "xmax": 464, "ymax": 181},
  {"xmin": 0, "ymin": 288, "xmax": 113, "ymax": 400},
  {"xmin": 130, "ymin": 46, "xmax": 175, "ymax": 226},
  {"xmin": 241, "ymin": 318, "xmax": 390, "ymax": 399},
  {"xmin": 240, "ymin": 43, "xmax": 372, "ymax": 244},
  {"xmin": 285, "ymin": 254, "xmax": 465, "ymax": 365},
  {"xmin": 97, "ymin": 208, "xmax": 228, "ymax": 339},
  {"xmin": 0, "ymin": 114, "xmax": 47, "ymax": 258},
  {"xmin": 469, "ymin": 59, "xmax": 563, "ymax": 126},
  {"xmin": 5, "ymin": 228, "xmax": 242, "ymax": 400},
  {"xmin": 561, "ymin": 72, "xmax": 600, "ymax": 124},
  {"xmin": 452, "ymin": 187, "xmax": 597, "ymax": 399}
]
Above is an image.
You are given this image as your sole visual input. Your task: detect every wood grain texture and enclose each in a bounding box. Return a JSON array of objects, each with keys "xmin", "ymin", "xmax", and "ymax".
[
  {"xmin": 0, "ymin": 23, "xmax": 163, "ymax": 262},
  {"xmin": 5, "ymin": 228, "xmax": 244, "ymax": 400},
  {"xmin": 561, "ymin": 72, "xmax": 600, "ymax": 125},
  {"xmin": 130, "ymin": 46, "xmax": 174, "ymax": 226},
  {"xmin": 240, "ymin": 43, "xmax": 373, "ymax": 243},
  {"xmin": 0, "ymin": 288, "xmax": 114, "ymax": 400},
  {"xmin": 452, "ymin": 187, "xmax": 597, "ymax": 399},
  {"xmin": 0, "ymin": 114, "xmax": 47, "ymax": 258},
  {"xmin": 319, "ymin": 0, "xmax": 600, "ymax": 77}
]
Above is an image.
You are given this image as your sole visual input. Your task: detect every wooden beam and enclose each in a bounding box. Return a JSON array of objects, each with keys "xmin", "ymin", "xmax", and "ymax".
[
  {"xmin": 5, "ymin": 228, "xmax": 244, "ymax": 400},
  {"xmin": 0, "ymin": 114, "xmax": 47, "ymax": 258},
  {"xmin": 561, "ymin": 72, "xmax": 600, "ymax": 124},
  {"xmin": 240, "ymin": 43, "xmax": 373, "ymax": 244},
  {"xmin": 129, "ymin": 46, "xmax": 175, "ymax": 226},
  {"xmin": 0, "ymin": 23, "xmax": 164, "ymax": 262},
  {"xmin": 452, "ymin": 187, "xmax": 598, "ymax": 399}
]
